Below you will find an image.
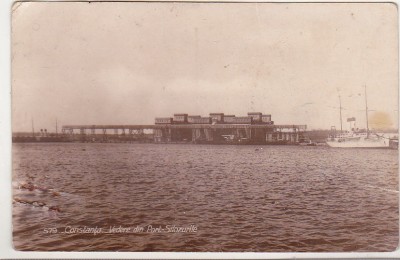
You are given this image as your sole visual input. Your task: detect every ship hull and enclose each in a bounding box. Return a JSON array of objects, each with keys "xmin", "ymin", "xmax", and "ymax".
[{"xmin": 326, "ymin": 137, "xmax": 389, "ymax": 148}]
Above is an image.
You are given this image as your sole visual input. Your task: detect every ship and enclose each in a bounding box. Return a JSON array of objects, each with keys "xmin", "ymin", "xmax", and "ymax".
[
  {"xmin": 326, "ymin": 86, "xmax": 390, "ymax": 148},
  {"xmin": 326, "ymin": 130, "xmax": 389, "ymax": 148}
]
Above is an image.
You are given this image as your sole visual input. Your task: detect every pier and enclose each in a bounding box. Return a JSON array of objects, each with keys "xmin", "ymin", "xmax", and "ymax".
[{"xmin": 60, "ymin": 112, "xmax": 307, "ymax": 144}]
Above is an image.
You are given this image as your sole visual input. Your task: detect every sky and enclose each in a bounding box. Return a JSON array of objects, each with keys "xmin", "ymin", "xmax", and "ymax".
[{"xmin": 11, "ymin": 2, "xmax": 398, "ymax": 132}]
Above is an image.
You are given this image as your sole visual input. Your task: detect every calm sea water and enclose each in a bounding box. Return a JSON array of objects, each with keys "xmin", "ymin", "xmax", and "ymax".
[{"xmin": 12, "ymin": 143, "xmax": 398, "ymax": 252}]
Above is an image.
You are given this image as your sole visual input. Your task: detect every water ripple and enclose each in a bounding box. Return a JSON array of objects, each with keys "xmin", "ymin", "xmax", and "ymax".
[{"xmin": 12, "ymin": 143, "xmax": 398, "ymax": 252}]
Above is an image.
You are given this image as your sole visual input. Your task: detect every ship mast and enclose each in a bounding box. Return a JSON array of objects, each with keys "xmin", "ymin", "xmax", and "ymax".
[
  {"xmin": 31, "ymin": 118, "xmax": 34, "ymax": 137},
  {"xmin": 339, "ymin": 94, "xmax": 343, "ymax": 133},
  {"xmin": 364, "ymin": 85, "xmax": 369, "ymax": 138}
]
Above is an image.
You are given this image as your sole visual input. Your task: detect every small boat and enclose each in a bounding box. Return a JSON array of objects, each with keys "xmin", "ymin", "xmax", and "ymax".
[{"xmin": 298, "ymin": 139, "xmax": 316, "ymax": 146}]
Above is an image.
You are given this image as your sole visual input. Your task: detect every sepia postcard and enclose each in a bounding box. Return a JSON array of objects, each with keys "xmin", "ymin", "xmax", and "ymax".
[{"xmin": 9, "ymin": 0, "xmax": 399, "ymax": 254}]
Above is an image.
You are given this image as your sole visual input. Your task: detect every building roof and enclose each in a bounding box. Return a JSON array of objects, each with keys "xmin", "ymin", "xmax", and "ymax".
[{"xmin": 248, "ymin": 112, "xmax": 262, "ymax": 115}]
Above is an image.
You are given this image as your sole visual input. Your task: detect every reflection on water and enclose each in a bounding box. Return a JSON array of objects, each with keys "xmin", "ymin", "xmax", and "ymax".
[{"xmin": 12, "ymin": 143, "xmax": 398, "ymax": 251}]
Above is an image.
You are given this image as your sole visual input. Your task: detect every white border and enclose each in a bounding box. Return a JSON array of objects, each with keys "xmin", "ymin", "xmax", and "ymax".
[{"xmin": 1, "ymin": 0, "xmax": 399, "ymax": 259}]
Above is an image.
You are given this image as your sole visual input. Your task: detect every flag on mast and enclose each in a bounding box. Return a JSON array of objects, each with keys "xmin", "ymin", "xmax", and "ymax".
[{"xmin": 347, "ymin": 117, "xmax": 356, "ymax": 122}]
